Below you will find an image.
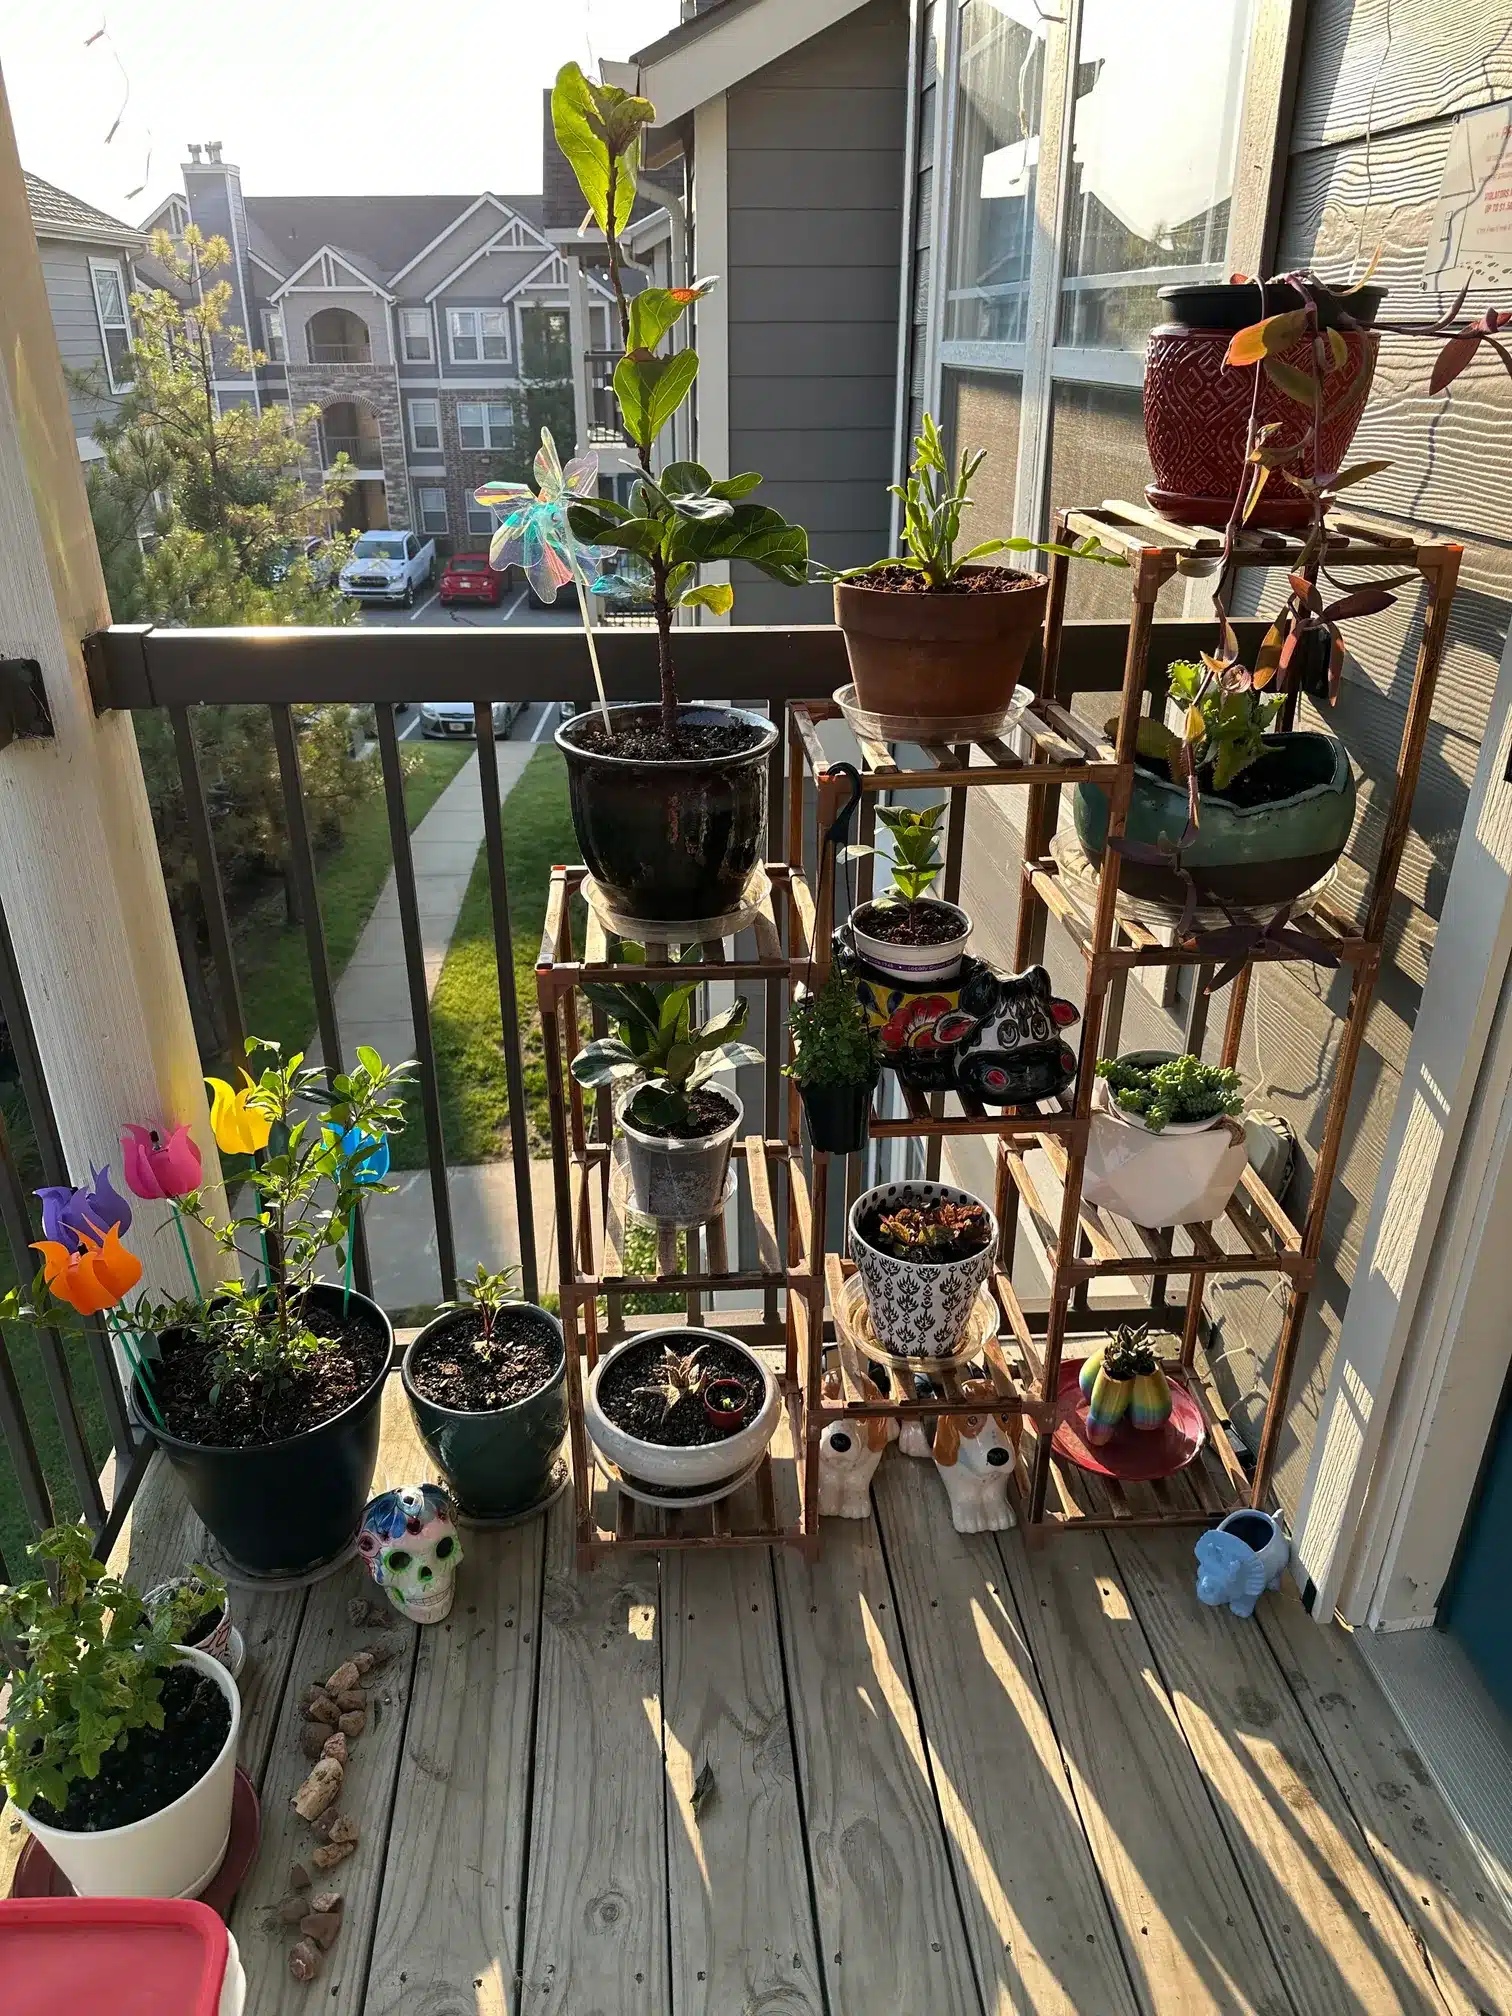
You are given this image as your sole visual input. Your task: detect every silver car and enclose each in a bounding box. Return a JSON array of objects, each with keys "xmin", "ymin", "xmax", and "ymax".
[{"xmin": 419, "ymin": 699, "xmax": 524, "ymax": 739}]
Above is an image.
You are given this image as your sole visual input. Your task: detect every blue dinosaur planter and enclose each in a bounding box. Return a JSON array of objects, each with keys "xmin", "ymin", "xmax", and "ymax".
[{"xmin": 1194, "ymin": 1508, "xmax": 1290, "ymax": 1618}]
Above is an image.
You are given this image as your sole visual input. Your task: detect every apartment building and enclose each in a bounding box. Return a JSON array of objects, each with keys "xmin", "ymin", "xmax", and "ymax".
[{"xmin": 23, "ymin": 171, "xmax": 144, "ymax": 465}]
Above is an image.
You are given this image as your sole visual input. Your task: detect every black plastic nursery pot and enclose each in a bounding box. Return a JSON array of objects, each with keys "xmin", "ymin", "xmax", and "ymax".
[
  {"xmin": 131, "ymin": 1283, "xmax": 391, "ymax": 1579},
  {"xmin": 555, "ymin": 703, "xmax": 779, "ymax": 924},
  {"xmin": 401, "ymin": 1305, "xmax": 568, "ymax": 1522},
  {"xmin": 799, "ymin": 1077, "xmax": 877, "ymax": 1154}
]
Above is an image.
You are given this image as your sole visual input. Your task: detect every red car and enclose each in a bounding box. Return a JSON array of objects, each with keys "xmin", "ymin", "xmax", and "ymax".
[{"xmin": 438, "ymin": 551, "xmax": 506, "ymax": 606}]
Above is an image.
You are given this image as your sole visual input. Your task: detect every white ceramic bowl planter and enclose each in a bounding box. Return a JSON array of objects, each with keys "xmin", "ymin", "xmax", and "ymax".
[
  {"xmin": 849, "ymin": 1180, "xmax": 998, "ymax": 1359},
  {"xmin": 850, "ymin": 900, "xmax": 972, "ymax": 988},
  {"xmin": 619, "ymin": 1086, "xmax": 743, "ymax": 1224},
  {"xmin": 1084, "ymin": 1075, "xmax": 1248, "ymax": 1228},
  {"xmin": 584, "ymin": 1330, "xmax": 781, "ymax": 1506},
  {"xmin": 20, "ymin": 1647, "xmax": 241, "ymax": 1900}
]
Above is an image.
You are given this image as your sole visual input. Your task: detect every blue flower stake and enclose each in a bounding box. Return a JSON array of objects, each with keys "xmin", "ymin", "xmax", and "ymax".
[
  {"xmin": 475, "ymin": 431, "xmax": 612, "ymax": 731},
  {"xmin": 327, "ymin": 1127, "xmax": 390, "ymax": 1314}
]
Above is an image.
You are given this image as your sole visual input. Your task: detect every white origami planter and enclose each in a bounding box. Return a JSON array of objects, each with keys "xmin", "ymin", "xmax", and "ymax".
[{"xmin": 1083, "ymin": 1083, "xmax": 1248, "ymax": 1228}]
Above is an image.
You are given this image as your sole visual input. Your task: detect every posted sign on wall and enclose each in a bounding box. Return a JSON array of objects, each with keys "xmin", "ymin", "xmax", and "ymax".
[{"xmin": 1426, "ymin": 101, "xmax": 1512, "ymax": 288}]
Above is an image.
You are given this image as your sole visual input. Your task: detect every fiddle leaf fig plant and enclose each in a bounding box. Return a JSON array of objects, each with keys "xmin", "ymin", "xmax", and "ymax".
[
  {"xmin": 551, "ymin": 62, "xmax": 809, "ymax": 742},
  {"xmin": 570, "ymin": 949, "xmax": 764, "ymax": 1132}
]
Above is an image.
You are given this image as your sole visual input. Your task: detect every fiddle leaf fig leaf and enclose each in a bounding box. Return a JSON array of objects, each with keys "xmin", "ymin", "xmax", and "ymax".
[
  {"xmin": 614, "ymin": 349, "xmax": 699, "ymax": 449},
  {"xmin": 551, "ymin": 62, "xmax": 652, "ymax": 235},
  {"xmin": 679, "ymin": 581, "xmax": 735, "ymax": 614},
  {"xmin": 628, "ymin": 281, "xmax": 714, "ymax": 354},
  {"xmin": 665, "ymin": 502, "xmax": 809, "ymax": 585}
]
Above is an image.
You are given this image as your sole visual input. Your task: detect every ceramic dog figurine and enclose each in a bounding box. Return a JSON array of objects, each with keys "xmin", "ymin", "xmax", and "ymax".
[
  {"xmin": 1194, "ymin": 1509, "xmax": 1289, "ymax": 1618},
  {"xmin": 931, "ymin": 1380, "xmax": 1019, "ymax": 1532},
  {"xmin": 818, "ymin": 1369, "xmax": 897, "ymax": 1517},
  {"xmin": 952, "ymin": 963, "xmax": 1079, "ymax": 1107}
]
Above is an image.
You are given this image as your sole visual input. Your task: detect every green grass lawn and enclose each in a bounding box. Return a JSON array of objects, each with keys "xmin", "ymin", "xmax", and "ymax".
[
  {"xmin": 395, "ymin": 744, "xmax": 581, "ymax": 1170},
  {"xmin": 0, "ymin": 739, "xmax": 472, "ymax": 1574}
]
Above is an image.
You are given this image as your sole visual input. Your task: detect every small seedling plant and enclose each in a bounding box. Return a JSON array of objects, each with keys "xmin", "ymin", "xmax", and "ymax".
[
  {"xmin": 874, "ymin": 1199, "xmax": 991, "ymax": 1262},
  {"xmin": 636, "ymin": 1344, "xmax": 708, "ymax": 1423},
  {"xmin": 571, "ymin": 949, "xmax": 763, "ymax": 1132},
  {"xmin": 1096, "ymin": 1053, "xmax": 1243, "ymax": 1133},
  {"xmin": 0, "ymin": 1523, "xmax": 223, "ymax": 1817},
  {"xmin": 447, "ymin": 1263, "xmax": 523, "ymax": 1348},
  {"xmin": 786, "ymin": 968, "xmax": 882, "ymax": 1090}
]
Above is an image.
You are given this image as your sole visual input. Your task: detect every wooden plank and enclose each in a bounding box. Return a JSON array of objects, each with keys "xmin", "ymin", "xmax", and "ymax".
[
  {"xmin": 518, "ymin": 1460, "xmax": 666, "ymax": 2011},
  {"xmin": 365, "ymin": 1515, "xmax": 546, "ymax": 2016},
  {"xmin": 745, "ymin": 1136, "xmax": 782, "ymax": 1275},
  {"xmin": 872, "ymin": 1459, "xmax": 1140, "ymax": 2014},
  {"xmin": 771, "ymin": 1461, "xmax": 979, "ymax": 2011},
  {"xmin": 233, "ymin": 1378, "xmax": 425, "ymax": 2015},
  {"xmin": 661, "ymin": 1518, "xmax": 823, "ymax": 2014},
  {"xmin": 1111, "ymin": 1532, "xmax": 1450, "ymax": 2016},
  {"xmin": 997, "ymin": 1533, "xmax": 1292, "ymax": 2013},
  {"xmin": 1258, "ymin": 1587, "xmax": 1512, "ymax": 2016}
]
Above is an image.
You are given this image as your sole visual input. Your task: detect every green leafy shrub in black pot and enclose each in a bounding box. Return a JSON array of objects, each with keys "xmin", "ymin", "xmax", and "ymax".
[
  {"xmin": 786, "ymin": 967, "xmax": 882, "ymax": 1154},
  {"xmin": 402, "ymin": 1265, "xmax": 567, "ymax": 1523}
]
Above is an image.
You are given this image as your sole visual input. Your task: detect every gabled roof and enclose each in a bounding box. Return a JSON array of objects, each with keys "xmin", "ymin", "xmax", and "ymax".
[
  {"xmin": 388, "ymin": 193, "xmax": 549, "ymax": 289},
  {"xmin": 271, "ymin": 244, "xmax": 397, "ymax": 303},
  {"xmin": 245, "ymin": 193, "xmax": 545, "ymax": 291},
  {"xmin": 25, "ymin": 172, "xmax": 144, "ymax": 250},
  {"xmin": 632, "ymin": 0, "xmax": 875, "ymax": 122}
]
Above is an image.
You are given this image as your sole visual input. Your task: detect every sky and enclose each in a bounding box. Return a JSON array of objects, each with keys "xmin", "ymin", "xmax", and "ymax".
[{"xmin": 2, "ymin": 1, "xmax": 683, "ymax": 224}]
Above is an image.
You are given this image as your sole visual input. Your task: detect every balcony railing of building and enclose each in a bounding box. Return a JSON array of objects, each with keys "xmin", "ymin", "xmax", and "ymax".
[
  {"xmin": 584, "ymin": 349, "xmax": 629, "ymax": 444},
  {"xmin": 0, "ymin": 610, "xmax": 1269, "ymax": 1575},
  {"xmin": 306, "ymin": 342, "xmax": 371, "ymax": 365},
  {"xmin": 321, "ymin": 433, "xmax": 385, "ymax": 468}
]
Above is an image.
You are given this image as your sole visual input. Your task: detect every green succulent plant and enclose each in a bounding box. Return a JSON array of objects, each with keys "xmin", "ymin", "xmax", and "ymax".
[
  {"xmin": 1095, "ymin": 1053, "xmax": 1244, "ymax": 1132},
  {"xmin": 1129, "ymin": 657, "xmax": 1284, "ymax": 795}
]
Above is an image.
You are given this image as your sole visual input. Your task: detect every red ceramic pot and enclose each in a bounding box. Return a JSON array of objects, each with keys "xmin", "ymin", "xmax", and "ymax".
[{"xmin": 1143, "ymin": 308, "xmax": 1380, "ymax": 528}]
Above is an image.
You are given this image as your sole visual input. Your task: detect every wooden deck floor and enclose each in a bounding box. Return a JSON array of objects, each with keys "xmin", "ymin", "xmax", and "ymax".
[{"xmin": 6, "ymin": 1372, "xmax": 1512, "ymax": 2015}]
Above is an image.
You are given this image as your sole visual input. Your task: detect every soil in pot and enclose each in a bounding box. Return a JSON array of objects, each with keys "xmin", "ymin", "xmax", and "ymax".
[
  {"xmin": 856, "ymin": 1197, "xmax": 992, "ymax": 1265},
  {"xmin": 181, "ymin": 1604, "xmax": 226, "ymax": 1648},
  {"xmin": 152, "ymin": 1296, "xmax": 389, "ymax": 1449},
  {"xmin": 27, "ymin": 1664, "xmax": 230, "ymax": 1833},
  {"xmin": 566, "ymin": 711, "xmax": 768, "ymax": 764},
  {"xmin": 853, "ymin": 899, "xmax": 963, "ymax": 947},
  {"xmin": 408, "ymin": 1305, "xmax": 560, "ymax": 1412},
  {"xmin": 858, "ymin": 563, "xmax": 1046, "ymax": 600},
  {"xmin": 596, "ymin": 1335, "xmax": 760, "ymax": 1449},
  {"xmin": 1139, "ymin": 738, "xmax": 1338, "ymax": 810},
  {"xmin": 629, "ymin": 1086, "xmax": 738, "ymax": 1143}
]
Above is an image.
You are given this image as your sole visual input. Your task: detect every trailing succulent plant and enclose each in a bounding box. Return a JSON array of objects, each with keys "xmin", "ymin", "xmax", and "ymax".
[
  {"xmin": 1096, "ymin": 1053, "xmax": 1243, "ymax": 1133},
  {"xmin": 786, "ymin": 967, "xmax": 882, "ymax": 1091},
  {"xmin": 1079, "ymin": 1324, "xmax": 1173, "ymax": 1445},
  {"xmin": 873, "ymin": 1199, "xmax": 991, "ymax": 1262}
]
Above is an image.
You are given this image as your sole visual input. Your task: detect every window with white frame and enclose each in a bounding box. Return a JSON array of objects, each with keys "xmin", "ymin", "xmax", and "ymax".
[
  {"xmin": 946, "ymin": 1, "xmax": 1047, "ymax": 348},
  {"xmin": 466, "ymin": 495, "xmax": 496, "ymax": 537},
  {"xmin": 415, "ymin": 485, "xmax": 448, "ymax": 534},
  {"xmin": 259, "ymin": 308, "xmax": 286, "ymax": 362},
  {"xmin": 408, "ymin": 398, "xmax": 441, "ymax": 451},
  {"xmin": 456, "ymin": 400, "xmax": 514, "ymax": 450},
  {"xmin": 447, "ymin": 307, "xmax": 511, "ymax": 363},
  {"xmin": 399, "ymin": 307, "xmax": 432, "ymax": 362},
  {"xmin": 89, "ymin": 259, "xmax": 132, "ymax": 392}
]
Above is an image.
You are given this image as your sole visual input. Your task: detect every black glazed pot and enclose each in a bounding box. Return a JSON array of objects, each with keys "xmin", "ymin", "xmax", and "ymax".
[
  {"xmin": 799, "ymin": 1077, "xmax": 877, "ymax": 1154},
  {"xmin": 555, "ymin": 703, "xmax": 779, "ymax": 924},
  {"xmin": 131, "ymin": 1283, "xmax": 391, "ymax": 1579},
  {"xmin": 401, "ymin": 1304, "xmax": 568, "ymax": 1522}
]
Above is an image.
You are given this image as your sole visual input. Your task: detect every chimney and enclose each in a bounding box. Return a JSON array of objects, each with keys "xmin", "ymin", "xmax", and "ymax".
[
  {"xmin": 187, "ymin": 143, "xmax": 203, "ymax": 164},
  {"xmin": 207, "ymin": 141, "xmax": 223, "ymax": 164}
]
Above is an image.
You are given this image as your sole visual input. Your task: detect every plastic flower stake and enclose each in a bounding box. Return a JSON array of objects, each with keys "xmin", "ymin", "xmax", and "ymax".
[
  {"xmin": 35, "ymin": 1167, "xmax": 132, "ymax": 1251},
  {"xmin": 122, "ymin": 1120, "xmax": 205, "ymax": 1299},
  {"xmin": 206, "ymin": 1071, "xmax": 274, "ymax": 1155},
  {"xmin": 32, "ymin": 1225, "xmax": 142, "ymax": 1317},
  {"xmin": 325, "ymin": 1128, "xmax": 390, "ymax": 1314},
  {"xmin": 475, "ymin": 429, "xmax": 613, "ymax": 732}
]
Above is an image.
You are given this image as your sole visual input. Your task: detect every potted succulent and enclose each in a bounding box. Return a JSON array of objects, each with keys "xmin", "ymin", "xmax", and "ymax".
[
  {"xmin": 1074, "ymin": 655, "xmax": 1356, "ymax": 907},
  {"xmin": 847, "ymin": 803, "xmax": 971, "ymax": 988},
  {"xmin": 548, "ymin": 64, "xmax": 809, "ymax": 927},
  {"xmin": 401, "ymin": 1264, "xmax": 568, "ymax": 1522},
  {"xmin": 583, "ymin": 1329, "xmax": 782, "ymax": 1507},
  {"xmin": 0, "ymin": 1525, "xmax": 239, "ymax": 1899},
  {"xmin": 570, "ymin": 955, "xmax": 763, "ymax": 1223},
  {"xmin": 1077, "ymin": 1324, "xmax": 1173, "ymax": 1445},
  {"xmin": 786, "ymin": 966, "xmax": 883, "ymax": 1154},
  {"xmin": 1084, "ymin": 1050, "xmax": 1249, "ymax": 1228},
  {"xmin": 848, "ymin": 1179, "xmax": 997, "ymax": 1358},
  {"xmin": 830, "ymin": 414, "xmax": 1124, "ymax": 731},
  {"xmin": 144, "ymin": 1569, "xmax": 243, "ymax": 1679}
]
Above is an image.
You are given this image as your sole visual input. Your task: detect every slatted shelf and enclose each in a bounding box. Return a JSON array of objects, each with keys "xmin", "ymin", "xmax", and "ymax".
[{"xmin": 789, "ymin": 698, "xmax": 1120, "ymax": 794}]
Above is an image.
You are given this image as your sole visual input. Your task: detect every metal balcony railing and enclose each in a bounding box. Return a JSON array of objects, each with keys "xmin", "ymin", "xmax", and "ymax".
[
  {"xmin": 585, "ymin": 349, "xmax": 629, "ymax": 445},
  {"xmin": 321, "ymin": 433, "xmax": 385, "ymax": 468},
  {"xmin": 307, "ymin": 342, "xmax": 371, "ymax": 364}
]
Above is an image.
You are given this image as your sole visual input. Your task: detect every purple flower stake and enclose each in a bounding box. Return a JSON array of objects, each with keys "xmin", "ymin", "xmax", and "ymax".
[{"xmin": 34, "ymin": 1164, "xmax": 166, "ymax": 1426}]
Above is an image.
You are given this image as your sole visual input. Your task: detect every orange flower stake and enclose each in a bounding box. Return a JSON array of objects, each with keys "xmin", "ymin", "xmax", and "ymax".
[{"xmin": 32, "ymin": 1224, "xmax": 143, "ymax": 1316}]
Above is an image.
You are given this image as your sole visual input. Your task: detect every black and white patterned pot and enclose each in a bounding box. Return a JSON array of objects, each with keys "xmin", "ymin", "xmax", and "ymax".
[{"xmin": 848, "ymin": 1179, "xmax": 998, "ymax": 1359}]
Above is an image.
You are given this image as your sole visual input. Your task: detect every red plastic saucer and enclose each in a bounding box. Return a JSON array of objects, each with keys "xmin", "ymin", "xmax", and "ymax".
[
  {"xmin": 1052, "ymin": 1361, "xmax": 1205, "ymax": 1480},
  {"xmin": 10, "ymin": 1766, "xmax": 260, "ymax": 1917}
]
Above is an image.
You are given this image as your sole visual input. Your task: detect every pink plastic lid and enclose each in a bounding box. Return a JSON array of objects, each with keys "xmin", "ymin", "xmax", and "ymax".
[{"xmin": 0, "ymin": 1897, "xmax": 228, "ymax": 2015}]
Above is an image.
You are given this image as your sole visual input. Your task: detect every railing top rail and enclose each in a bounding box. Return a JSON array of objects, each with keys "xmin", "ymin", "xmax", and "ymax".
[{"xmin": 86, "ymin": 619, "xmax": 1269, "ymax": 713}]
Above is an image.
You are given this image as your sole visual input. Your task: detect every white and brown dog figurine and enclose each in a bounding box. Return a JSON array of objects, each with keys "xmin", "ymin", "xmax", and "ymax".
[
  {"xmin": 932, "ymin": 1381, "xmax": 1019, "ymax": 1533},
  {"xmin": 818, "ymin": 1370, "xmax": 897, "ymax": 1518}
]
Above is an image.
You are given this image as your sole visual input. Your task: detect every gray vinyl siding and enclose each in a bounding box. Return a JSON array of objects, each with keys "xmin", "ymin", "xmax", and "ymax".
[
  {"xmin": 724, "ymin": 0, "xmax": 909, "ymax": 623},
  {"xmin": 39, "ymin": 240, "xmax": 126, "ymax": 438}
]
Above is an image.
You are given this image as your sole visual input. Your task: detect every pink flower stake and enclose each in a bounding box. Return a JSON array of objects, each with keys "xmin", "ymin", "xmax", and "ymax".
[{"xmin": 122, "ymin": 1122, "xmax": 204, "ymax": 1297}]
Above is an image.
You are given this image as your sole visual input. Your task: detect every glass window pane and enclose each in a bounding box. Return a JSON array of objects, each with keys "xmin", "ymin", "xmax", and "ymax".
[
  {"xmin": 946, "ymin": 2, "xmax": 1047, "ymax": 346},
  {"xmin": 467, "ymin": 501, "xmax": 494, "ymax": 535},
  {"xmin": 449, "ymin": 310, "xmax": 479, "ymax": 360},
  {"xmin": 1045, "ymin": 382, "xmax": 1185, "ymax": 617},
  {"xmin": 481, "ymin": 310, "xmax": 510, "ymax": 361},
  {"xmin": 401, "ymin": 308, "xmax": 431, "ymax": 361},
  {"xmin": 942, "ymin": 368, "xmax": 1022, "ymax": 538},
  {"xmin": 1059, "ymin": 0, "xmax": 1252, "ymax": 350},
  {"xmin": 457, "ymin": 401, "xmax": 485, "ymax": 448},
  {"xmin": 93, "ymin": 264, "xmax": 126, "ymax": 325}
]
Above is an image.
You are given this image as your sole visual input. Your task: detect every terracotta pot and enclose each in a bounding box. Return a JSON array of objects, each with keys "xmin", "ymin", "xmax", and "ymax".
[
  {"xmin": 833, "ymin": 568, "xmax": 1048, "ymax": 725},
  {"xmin": 1143, "ymin": 283, "xmax": 1382, "ymax": 527}
]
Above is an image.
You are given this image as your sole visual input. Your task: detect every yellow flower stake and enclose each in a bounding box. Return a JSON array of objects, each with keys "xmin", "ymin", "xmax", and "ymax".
[{"xmin": 206, "ymin": 1071, "xmax": 274, "ymax": 1155}]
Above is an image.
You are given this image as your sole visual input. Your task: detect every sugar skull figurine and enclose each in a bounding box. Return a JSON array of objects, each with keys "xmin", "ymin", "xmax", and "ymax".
[{"xmin": 357, "ymin": 1483, "xmax": 462, "ymax": 1624}]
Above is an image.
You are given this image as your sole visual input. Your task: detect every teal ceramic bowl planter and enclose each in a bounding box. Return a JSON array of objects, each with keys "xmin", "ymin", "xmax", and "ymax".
[
  {"xmin": 1073, "ymin": 732, "xmax": 1356, "ymax": 908},
  {"xmin": 401, "ymin": 1306, "xmax": 568, "ymax": 1523}
]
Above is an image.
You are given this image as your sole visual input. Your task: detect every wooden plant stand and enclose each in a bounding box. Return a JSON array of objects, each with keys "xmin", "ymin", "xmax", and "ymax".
[{"xmin": 793, "ymin": 500, "xmax": 1462, "ymax": 1540}]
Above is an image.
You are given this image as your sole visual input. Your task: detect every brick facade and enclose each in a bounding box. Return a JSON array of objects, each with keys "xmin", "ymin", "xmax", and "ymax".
[{"xmin": 285, "ymin": 361, "xmax": 411, "ymax": 529}]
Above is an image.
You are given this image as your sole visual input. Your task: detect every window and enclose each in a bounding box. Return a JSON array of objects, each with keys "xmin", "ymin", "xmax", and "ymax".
[
  {"xmin": 89, "ymin": 259, "xmax": 132, "ymax": 392},
  {"xmin": 259, "ymin": 308, "xmax": 286, "ymax": 362},
  {"xmin": 406, "ymin": 534, "xmax": 420, "ymax": 560},
  {"xmin": 400, "ymin": 307, "xmax": 432, "ymax": 362},
  {"xmin": 946, "ymin": 3, "xmax": 1047, "ymax": 347},
  {"xmin": 447, "ymin": 307, "xmax": 511, "ymax": 363},
  {"xmin": 415, "ymin": 485, "xmax": 448, "ymax": 534},
  {"xmin": 408, "ymin": 398, "xmax": 441, "ymax": 450},
  {"xmin": 456, "ymin": 401, "xmax": 514, "ymax": 450},
  {"xmin": 521, "ymin": 305, "xmax": 572, "ymax": 378},
  {"xmin": 1058, "ymin": 0, "xmax": 1251, "ymax": 350},
  {"xmin": 466, "ymin": 496, "xmax": 496, "ymax": 537}
]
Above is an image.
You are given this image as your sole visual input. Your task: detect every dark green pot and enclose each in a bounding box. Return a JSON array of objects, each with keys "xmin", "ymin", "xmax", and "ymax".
[
  {"xmin": 401, "ymin": 1305, "xmax": 568, "ymax": 1522},
  {"xmin": 1074, "ymin": 731, "xmax": 1355, "ymax": 906}
]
